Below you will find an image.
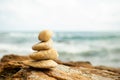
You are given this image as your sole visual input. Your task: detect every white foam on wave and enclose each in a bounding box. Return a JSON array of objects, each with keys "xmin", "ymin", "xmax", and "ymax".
[
  {"xmin": 54, "ymin": 40, "xmax": 120, "ymax": 54},
  {"xmin": 8, "ymin": 32, "xmax": 38, "ymax": 38},
  {"xmin": 54, "ymin": 42, "xmax": 91, "ymax": 54},
  {"xmin": 0, "ymin": 43, "xmax": 33, "ymax": 58}
]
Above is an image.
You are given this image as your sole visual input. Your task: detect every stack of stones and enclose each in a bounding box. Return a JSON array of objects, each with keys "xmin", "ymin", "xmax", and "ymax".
[{"xmin": 23, "ymin": 30, "xmax": 59, "ymax": 69}]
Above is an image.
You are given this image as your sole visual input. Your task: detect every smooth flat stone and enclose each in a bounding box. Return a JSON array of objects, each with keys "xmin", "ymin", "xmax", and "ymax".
[
  {"xmin": 32, "ymin": 39, "xmax": 53, "ymax": 51},
  {"xmin": 38, "ymin": 30, "xmax": 53, "ymax": 41},
  {"xmin": 29, "ymin": 49, "xmax": 59, "ymax": 60},
  {"xmin": 23, "ymin": 60, "xmax": 58, "ymax": 69}
]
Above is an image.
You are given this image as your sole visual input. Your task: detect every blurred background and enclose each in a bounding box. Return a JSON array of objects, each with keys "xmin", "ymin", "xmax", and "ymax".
[{"xmin": 0, "ymin": 0, "xmax": 120, "ymax": 67}]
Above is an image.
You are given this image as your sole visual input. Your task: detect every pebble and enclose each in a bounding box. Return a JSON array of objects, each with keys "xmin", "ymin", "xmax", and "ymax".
[
  {"xmin": 38, "ymin": 30, "xmax": 53, "ymax": 41},
  {"xmin": 23, "ymin": 60, "xmax": 58, "ymax": 68},
  {"xmin": 23, "ymin": 30, "xmax": 59, "ymax": 69},
  {"xmin": 32, "ymin": 39, "xmax": 53, "ymax": 51},
  {"xmin": 29, "ymin": 49, "xmax": 59, "ymax": 60}
]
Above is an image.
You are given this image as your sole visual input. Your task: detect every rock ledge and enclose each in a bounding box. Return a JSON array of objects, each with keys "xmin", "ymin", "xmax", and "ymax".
[{"xmin": 0, "ymin": 54, "xmax": 120, "ymax": 80}]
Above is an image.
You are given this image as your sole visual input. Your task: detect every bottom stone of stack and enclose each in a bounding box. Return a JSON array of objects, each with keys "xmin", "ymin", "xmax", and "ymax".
[{"xmin": 23, "ymin": 60, "xmax": 58, "ymax": 69}]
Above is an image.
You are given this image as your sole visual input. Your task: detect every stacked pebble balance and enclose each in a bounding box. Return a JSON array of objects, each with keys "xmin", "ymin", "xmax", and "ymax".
[{"xmin": 23, "ymin": 30, "xmax": 59, "ymax": 69}]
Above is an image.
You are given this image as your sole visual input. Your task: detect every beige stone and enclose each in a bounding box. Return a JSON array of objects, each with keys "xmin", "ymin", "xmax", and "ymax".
[
  {"xmin": 29, "ymin": 49, "xmax": 59, "ymax": 60},
  {"xmin": 1, "ymin": 55, "xmax": 120, "ymax": 80},
  {"xmin": 32, "ymin": 39, "xmax": 53, "ymax": 51},
  {"xmin": 23, "ymin": 60, "xmax": 58, "ymax": 68},
  {"xmin": 38, "ymin": 30, "xmax": 53, "ymax": 41}
]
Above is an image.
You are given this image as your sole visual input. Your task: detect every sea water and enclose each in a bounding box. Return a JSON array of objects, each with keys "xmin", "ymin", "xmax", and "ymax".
[{"xmin": 0, "ymin": 31, "xmax": 120, "ymax": 67}]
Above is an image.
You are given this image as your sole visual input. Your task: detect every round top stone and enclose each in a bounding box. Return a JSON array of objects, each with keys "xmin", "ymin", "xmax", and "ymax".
[{"xmin": 38, "ymin": 30, "xmax": 53, "ymax": 41}]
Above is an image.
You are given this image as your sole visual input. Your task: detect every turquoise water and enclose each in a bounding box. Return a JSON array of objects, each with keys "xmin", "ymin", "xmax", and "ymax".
[{"xmin": 0, "ymin": 31, "xmax": 120, "ymax": 67}]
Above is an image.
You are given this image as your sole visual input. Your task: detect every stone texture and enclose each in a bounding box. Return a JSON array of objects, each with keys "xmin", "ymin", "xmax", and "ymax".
[
  {"xmin": 0, "ymin": 54, "xmax": 120, "ymax": 80},
  {"xmin": 38, "ymin": 30, "xmax": 53, "ymax": 41},
  {"xmin": 32, "ymin": 39, "xmax": 53, "ymax": 51},
  {"xmin": 23, "ymin": 60, "xmax": 58, "ymax": 69},
  {"xmin": 29, "ymin": 49, "xmax": 59, "ymax": 60},
  {"xmin": 29, "ymin": 30, "xmax": 58, "ymax": 70},
  {"xmin": 0, "ymin": 54, "xmax": 30, "ymax": 62}
]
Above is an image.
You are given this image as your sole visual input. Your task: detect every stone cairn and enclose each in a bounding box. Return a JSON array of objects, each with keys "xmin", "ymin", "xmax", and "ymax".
[{"xmin": 23, "ymin": 30, "xmax": 59, "ymax": 69}]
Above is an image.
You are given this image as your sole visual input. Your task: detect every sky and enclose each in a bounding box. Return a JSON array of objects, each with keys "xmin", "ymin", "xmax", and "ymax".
[{"xmin": 0, "ymin": 0, "xmax": 120, "ymax": 31}]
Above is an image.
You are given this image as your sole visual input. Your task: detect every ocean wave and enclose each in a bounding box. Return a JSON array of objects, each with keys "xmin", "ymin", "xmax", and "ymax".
[
  {"xmin": 0, "ymin": 43, "xmax": 33, "ymax": 54},
  {"xmin": 54, "ymin": 32, "xmax": 120, "ymax": 41},
  {"xmin": 0, "ymin": 32, "xmax": 120, "ymax": 67}
]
